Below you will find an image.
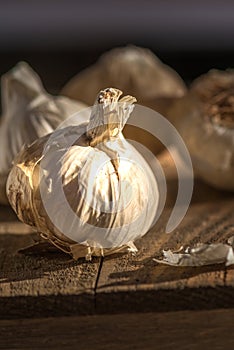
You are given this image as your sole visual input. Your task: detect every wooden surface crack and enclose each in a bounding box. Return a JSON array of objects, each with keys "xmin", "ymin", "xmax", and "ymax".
[
  {"xmin": 223, "ymin": 265, "xmax": 228, "ymax": 286},
  {"xmin": 94, "ymin": 256, "xmax": 104, "ymax": 310}
]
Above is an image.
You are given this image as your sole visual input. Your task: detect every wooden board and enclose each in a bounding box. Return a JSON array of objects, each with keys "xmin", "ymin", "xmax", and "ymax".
[
  {"xmin": 96, "ymin": 198, "xmax": 234, "ymax": 313},
  {"xmin": 0, "ymin": 151, "xmax": 234, "ymax": 319},
  {"xmin": 1, "ymin": 309, "xmax": 234, "ymax": 350}
]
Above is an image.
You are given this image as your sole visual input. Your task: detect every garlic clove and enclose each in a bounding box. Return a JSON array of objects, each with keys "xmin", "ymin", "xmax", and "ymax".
[
  {"xmin": 7, "ymin": 88, "xmax": 159, "ymax": 259},
  {"xmin": 0, "ymin": 62, "xmax": 88, "ymax": 204},
  {"xmin": 61, "ymin": 46, "xmax": 187, "ymax": 154},
  {"xmin": 169, "ymin": 69, "xmax": 234, "ymax": 191}
]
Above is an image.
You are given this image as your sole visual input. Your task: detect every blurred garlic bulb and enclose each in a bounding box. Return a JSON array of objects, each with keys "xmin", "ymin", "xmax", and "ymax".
[
  {"xmin": 61, "ymin": 46, "xmax": 187, "ymax": 154},
  {"xmin": 7, "ymin": 88, "xmax": 159, "ymax": 260},
  {"xmin": 169, "ymin": 69, "xmax": 234, "ymax": 191},
  {"xmin": 0, "ymin": 62, "xmax": 87, "ymax": 204}
]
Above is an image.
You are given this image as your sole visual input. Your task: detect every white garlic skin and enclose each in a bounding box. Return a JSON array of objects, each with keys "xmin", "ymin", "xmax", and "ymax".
[
  {"xmin": 62, "ymin": 45, "xmax": 186, "ymax": 105},
  {"xmin": 170, "ymin": 94, "xmax": 234, "ymax": 191},
  {"xmin": 0, "ymin": 62, "xmax": 87, "ymax": 204},
  {"xmin": 7, "ymin": 88, "xmax": 159, "ymax": 258}
]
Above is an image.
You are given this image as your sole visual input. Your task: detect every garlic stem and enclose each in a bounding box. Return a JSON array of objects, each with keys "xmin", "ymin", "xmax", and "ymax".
[
  {"xmin": 86, "ymin": 88, "xmax": 136, "ymax": 143},
  {"xmin": 86, "ymin": 87, "xmax": 136, "ymax": 173}
]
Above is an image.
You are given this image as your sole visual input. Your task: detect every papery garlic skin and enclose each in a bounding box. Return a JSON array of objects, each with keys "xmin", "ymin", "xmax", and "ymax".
[
  {"xmin": 169, "ymin": 70, "xmax": 234, "ymax": 191},
  {"xmin": 0, "ymin": 62, "xmax": 87, "ymax": 204},
  {"xmin": 7, "ymin": 88, "xmax": 159, "ymax": 259},
  {"xmin": 62, "ymin": 46, "xmax": 186, "ymax": 105}
]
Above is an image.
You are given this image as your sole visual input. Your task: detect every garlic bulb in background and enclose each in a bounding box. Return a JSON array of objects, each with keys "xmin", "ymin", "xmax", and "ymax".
[
  {"xmin": 7, "ymin": 88, "xmax": 159, "ymax": 260},
  {"xmin": 0, "ymin": 62, "xmax": 87, "ymax": 204},
  {"xmin": 61, "ymin": 46, "xmax": 187, "ymax": 154},
  {"xmin": 169, "ymin": 69, "xmax": 234, "ymax": 191}
]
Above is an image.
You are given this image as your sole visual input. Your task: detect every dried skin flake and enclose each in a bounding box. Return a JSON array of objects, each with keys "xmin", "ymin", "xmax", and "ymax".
[{"xmin": 154, "ymin": 236, "xmax": 234, "ymax": 267}]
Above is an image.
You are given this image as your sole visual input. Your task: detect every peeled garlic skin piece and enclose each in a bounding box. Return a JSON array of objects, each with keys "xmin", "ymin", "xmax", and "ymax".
[
  {"xmin": 170, "ymin": 94, "xmax": 234, "ymax": 191},
  {"xmin": 7, "ymin": 88, "xmax": 159, "ymax": 259},
  {"xmin": 0, "ymin": 62, "xmax": 87, "ymax": 204}
]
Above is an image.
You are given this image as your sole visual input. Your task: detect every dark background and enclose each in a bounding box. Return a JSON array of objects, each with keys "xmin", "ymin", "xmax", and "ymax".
[{"xmin": 1, "ymin": 0, "xmax": 234, "ymax": 93}]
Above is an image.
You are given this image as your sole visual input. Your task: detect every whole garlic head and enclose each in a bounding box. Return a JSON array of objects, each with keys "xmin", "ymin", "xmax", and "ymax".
[
  {"xmin": 169, "ymin": 69, "xmax": 234, "ymax": 191},
  {"xmin": 61, "ymin": 46, "xmax": 187, "ymax": 155},
  {"xmin": 7, "ymin": 88, "xmax": 159, "ymax": 260},
  {"xmin": 0, "ymin": 62, "xmax": 87, "ymax": 204},
  {"xmin": 62, "ymin": 46, "xmax": 186, "ymax": 105}
]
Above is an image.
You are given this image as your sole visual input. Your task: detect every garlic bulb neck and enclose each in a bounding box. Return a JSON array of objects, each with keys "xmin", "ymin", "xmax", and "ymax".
[
  {"xmin": 1, "ymin": 62, "xmax": 44, "ymax": 120},
  {"xmin": 86, "ymin": 87, "xmax": 137, "ymax": 145},
  {"xmin": 86, "ymin": 88, "xmax": 137, "ymax": 174}
]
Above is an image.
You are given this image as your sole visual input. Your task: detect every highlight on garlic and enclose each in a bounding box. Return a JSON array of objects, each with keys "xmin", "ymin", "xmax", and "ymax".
[
  {"xmin": 0, "ymin": 62, "xmax": 87, "ymax": 204},
  {"xmin": 61, "ymin": 45, "xmax": 187, "ymax": 154},
  {"xmin": 7, "ymin": 88, "xmax": 159, "ymax": 260},
  {"xmin": 169, "ymin": 69, "xmax": 234, "ymax": 191}
]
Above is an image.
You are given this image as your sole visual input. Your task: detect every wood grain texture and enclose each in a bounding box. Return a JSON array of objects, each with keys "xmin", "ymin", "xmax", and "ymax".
[
  {"xmin": 0, "ymin": 207, "xmax": 101, "ymax": 318},
  {"xmin": 1, "ymin": 309, "xmax": 234, "ymax": 350},
  {"xmin": 96, "ymin": 199, "xmax": 234, "ymax": 313}
]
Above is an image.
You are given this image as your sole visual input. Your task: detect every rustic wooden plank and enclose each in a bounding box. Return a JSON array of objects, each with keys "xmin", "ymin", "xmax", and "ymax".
[
  {"xmin": 96, "ymin": 151, "xmax": 234, "ymax": 313},
  {"xmin": 0, "ymin": 221, "xmax": 32, "ymax": 235},
  {"xmin": 0, "ymin": 308, "xmax": 234, "ymax": 350},
  {"xmin": 0, "ymin": 207, "xmax": 101, "ymax": 318}
]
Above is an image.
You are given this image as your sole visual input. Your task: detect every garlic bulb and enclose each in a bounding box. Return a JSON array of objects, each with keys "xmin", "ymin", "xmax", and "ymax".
[
  {"xmin": 61, "ymin": 46, "xmax": 187, "ymax": 154},
  {"xmin": 0, "ymin": 62, "xmax": 87, "ymax": 204},
  {"xmin": 7, "ymin": 88, "xmax": 159, "ymax": 260},
  {"xmin": 169, "ymin": 69, "xmax": 234, "ymax": 191}
]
